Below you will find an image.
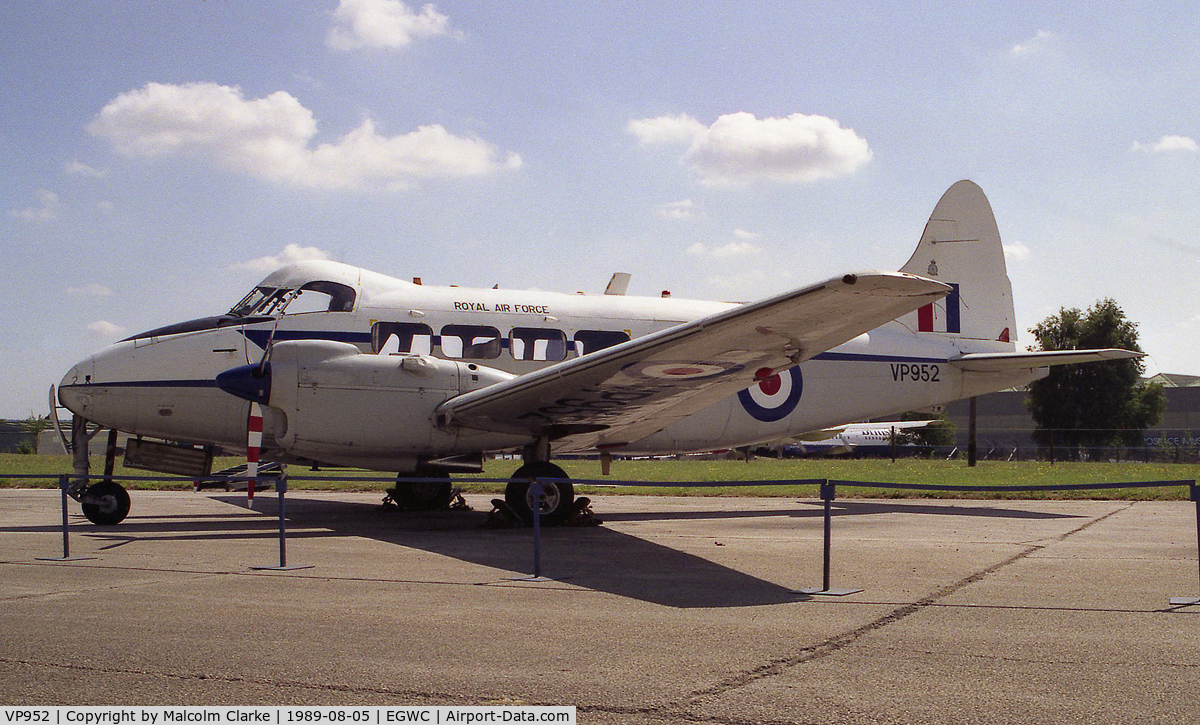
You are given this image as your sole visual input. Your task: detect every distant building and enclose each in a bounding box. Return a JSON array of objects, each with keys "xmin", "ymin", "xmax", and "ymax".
[
  {"xmin": 0, "ymin": 420, "xmax": 37, "ymax": 453},
  {"xmin": 943, "ymin": 375, "xmax": 1200, "ymax": 456}
]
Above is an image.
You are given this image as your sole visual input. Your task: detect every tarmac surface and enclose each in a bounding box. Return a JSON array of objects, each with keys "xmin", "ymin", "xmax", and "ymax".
[{"xmin": 2, "ymin": 488, "xmax": 1199, "ymax": 724}]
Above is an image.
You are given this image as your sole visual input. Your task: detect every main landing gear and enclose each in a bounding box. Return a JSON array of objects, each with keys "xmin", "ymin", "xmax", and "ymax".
[
  {"xmin": 504, "ymin": 461, "xmax": 574, "ymax": 526},
  {"xmin": 385, "ymin": 471, "xmax": 454, "ymax": 511}
]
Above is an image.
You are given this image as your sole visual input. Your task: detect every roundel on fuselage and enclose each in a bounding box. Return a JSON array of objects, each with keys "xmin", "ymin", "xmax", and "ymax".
[{"xmin": 737, "ymin": 366, "xmax": 803, "ymax": 422}]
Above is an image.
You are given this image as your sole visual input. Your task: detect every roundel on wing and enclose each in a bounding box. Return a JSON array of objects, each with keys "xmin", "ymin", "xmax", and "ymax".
[
  {"xmin": 621, "ymin": 360, "xmax": 745, "ymax": 382},
  {"xmin": 737, "ymin": 366, "xmax": 803, "ymax": 422}
]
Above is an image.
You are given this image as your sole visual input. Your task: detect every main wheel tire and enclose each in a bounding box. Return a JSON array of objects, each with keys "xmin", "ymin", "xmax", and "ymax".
[
  {"xmin": 505, "ymin": 462, "xmax": 574, "ymax": 526},
  {"xmin": 393, "ymin": 473, "xmax": 453, "ymax": 511},
  {"xmin": 80, "ymin": 480, "xmax": 131, "ymax": 526}
]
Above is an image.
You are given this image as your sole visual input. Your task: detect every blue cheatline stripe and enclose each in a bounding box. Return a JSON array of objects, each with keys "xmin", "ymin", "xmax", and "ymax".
[
  {"xmin": 241, "ymin": 329, "xmax": 371, "ymax": 349},
  {"xmin": 812, "ymin": 352, "xmax": 947, "ymax": 364},
  {"xmin": 56, "ymin": 351, "xmax": 951, "ymax": 394},
  {"xmin": 241, "ymin": 328, "xmax": 953, "ymax": 366},
  {"xmin": 947, "ymin": 283, "xmax": 961, "ymax": 334},
  {"xmin": 58, "ymin": 380, "xmax": 219, "ymax": 389}
]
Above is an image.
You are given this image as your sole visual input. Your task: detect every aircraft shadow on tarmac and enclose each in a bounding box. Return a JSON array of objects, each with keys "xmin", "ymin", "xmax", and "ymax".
[{"xmin": 13, "ymin": 494, "xmax": 1079, "ymax": 609}]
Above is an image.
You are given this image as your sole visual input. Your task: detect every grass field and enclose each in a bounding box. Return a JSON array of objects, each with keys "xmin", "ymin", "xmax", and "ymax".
[{"xmin": 2, "ymin": 453, "xmax": 1197, "ymax": 500}]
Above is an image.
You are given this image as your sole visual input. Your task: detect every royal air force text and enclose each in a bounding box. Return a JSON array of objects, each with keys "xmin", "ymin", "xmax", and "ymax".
[{"xmin": 453, "ymin": 302, "xmax": 549, "ymax": 315}]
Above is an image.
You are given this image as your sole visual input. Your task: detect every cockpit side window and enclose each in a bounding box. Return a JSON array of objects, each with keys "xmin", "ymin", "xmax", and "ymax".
[{"xmin": 286, "ymin": 281, "xmax": 356, "ymax": 314}]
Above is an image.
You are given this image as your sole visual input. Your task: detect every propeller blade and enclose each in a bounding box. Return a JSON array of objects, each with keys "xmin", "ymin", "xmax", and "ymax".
[{"xmin": 246, "ymin": 402, "xmax": 263, "ymax": 506}]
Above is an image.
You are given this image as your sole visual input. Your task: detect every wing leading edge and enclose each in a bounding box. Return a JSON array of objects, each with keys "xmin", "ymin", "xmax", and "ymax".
[{"xmin": 437, "ymin": 272, "xmax": 950, "ymax": 452}]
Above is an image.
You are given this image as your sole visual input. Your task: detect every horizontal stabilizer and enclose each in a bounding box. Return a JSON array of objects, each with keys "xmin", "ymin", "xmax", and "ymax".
[{"xmin": 949, "ymin": 349, "xmax": 1143, "ymax": 373}]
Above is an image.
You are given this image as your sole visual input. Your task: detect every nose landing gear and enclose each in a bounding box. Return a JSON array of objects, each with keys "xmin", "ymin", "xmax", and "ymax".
[{"xmin": 79, "ymin": 480, "xmax": 131, "ymax": 526}]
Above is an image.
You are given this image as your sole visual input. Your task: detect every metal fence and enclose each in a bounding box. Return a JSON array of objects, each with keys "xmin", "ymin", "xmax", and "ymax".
[{"xmin": 13, "ymin": 472, "xmax": 1200, "ymax": 606}]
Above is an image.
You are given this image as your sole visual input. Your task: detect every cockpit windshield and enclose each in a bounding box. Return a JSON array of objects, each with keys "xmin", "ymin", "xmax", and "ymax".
[
  {"xmin": 230, "ymin": 287, "xmax": 293, "ymax": 317},
  {"xmin": 229, "ymin": 281, "xmax": 357, "ymax": 317}
]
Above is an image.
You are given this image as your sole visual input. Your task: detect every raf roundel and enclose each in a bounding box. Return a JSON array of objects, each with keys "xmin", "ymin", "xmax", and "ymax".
[
  {"xmin": 738, "ymin": 366, "xmax": 803, "ymax": 422},
  {"xmin": 621, "ymin": 360, "xmax": 745, "ymax": 382}
]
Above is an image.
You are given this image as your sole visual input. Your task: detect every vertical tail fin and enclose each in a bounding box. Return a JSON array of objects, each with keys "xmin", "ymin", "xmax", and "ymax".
[{"xmin": 898, "ymin": 180, "xmax": 1016, "ymax": 344}]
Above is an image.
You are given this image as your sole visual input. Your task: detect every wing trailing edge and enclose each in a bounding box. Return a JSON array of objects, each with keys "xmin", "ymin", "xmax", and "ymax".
[{"xmin": 948, "ymin": 349, "xmax": 1143, "ymax": 373}]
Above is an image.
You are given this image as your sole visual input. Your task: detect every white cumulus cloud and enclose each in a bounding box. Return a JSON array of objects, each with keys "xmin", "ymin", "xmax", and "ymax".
[
  {"xmin": 327, "ymin": 0, "xmax": 458, "ymax": 51},
  {"xmin": 733, "ymin": 228, "xmax": 761, "ymax": 240},
  {"xmin": 66, "ymin": 283, "xmax": 113, "ymax": 297},
  {"xmin": 11, "ymin": 190, "xmax": 61, "ymax": 222},
  {"xmin": 628, "ymin": 111, "xmax": 872, "ymax": 186},
  {"xmin": 686, "ymin": 241, "xmax": 763, "ymax": 258},
  {"xmin": 88, "ymin": 82, "xmax": 520, "ymax": 190},
  {"xmin": 1011, "ymin": 30, "xmax": 1055, "ymax": 56},
  {"xmin": 63, "ymin": 160, "xmax": 108, "ymax": 178},
  {"xmin": 87, "ymin": 320, "xmax": 127, "ymax": 338},
  {"xmin": 657, "ymin": 199, "xmax": 697, "ymax": 220},
  {"xmin": 628, "ymin": 115, "xmax": 707, "ymax": 145},
  {"xmin": 1003, "ymin": 241, "xmax": 1032, "ymax": 261},
  {"xmin": 1131, "ymin": 135, "xmax": 1198, "ymax": 153},
  {"xmin": 228, "ymin": 244, "xmax": 332, "ymax": 272}
]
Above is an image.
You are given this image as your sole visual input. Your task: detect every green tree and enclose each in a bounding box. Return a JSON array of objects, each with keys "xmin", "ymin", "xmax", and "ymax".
[
  {"xmin": 17, "ymin": 413, "xmax": 53, "ymax": 454},
  {"xmin": 1026, "ymin": 299, "xmax": 1165, "ymax": 455}
]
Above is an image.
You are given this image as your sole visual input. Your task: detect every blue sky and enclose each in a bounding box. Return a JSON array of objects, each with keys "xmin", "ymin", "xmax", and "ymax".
[{"xmin": 3, "ymin": 1, "xmax": 1198, "ymax": 419}]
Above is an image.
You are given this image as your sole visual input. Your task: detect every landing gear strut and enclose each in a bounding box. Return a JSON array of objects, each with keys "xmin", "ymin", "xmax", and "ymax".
[
  {"xmin": 386, "ymin": 472, "xmax": 453, "ymax": 511},
  {"xmin": 505, "ymin": 461, "xmax": 574, "ymax": 526}
]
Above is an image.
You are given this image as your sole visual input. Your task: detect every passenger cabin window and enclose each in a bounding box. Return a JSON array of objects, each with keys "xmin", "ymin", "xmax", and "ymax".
[
  {"xmin": 441, "ymin": 325, "xmax": 502, "ymax": 359},
  {"xmin": 285, "ymin": 281, "xmax": 356, "ymax": 314},
  {"xmin": 510, "ymin": 328, "xmax": 568, "ymax": 361},
  {"xmin": 573, "ymin": 329, "xmax": 631, "ymax": 356},
  {"xmin": 372, "ymin": 322, "xmax": 433, "ymax": 355}
]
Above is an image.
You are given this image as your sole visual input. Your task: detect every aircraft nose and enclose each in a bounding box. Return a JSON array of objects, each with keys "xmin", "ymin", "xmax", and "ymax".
[
  {"xmin": 215, "ymin": 362, "xmax": 271, "ymax": 405},
  {"xmin": 58, "ymin": 359, "xmax": 95, "ymax": 417}
]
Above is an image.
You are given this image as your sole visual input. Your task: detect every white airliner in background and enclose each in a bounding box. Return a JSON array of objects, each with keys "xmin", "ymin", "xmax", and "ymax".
[
  {"xmin": 785, "ymin": 419, "xmax": 944, "ymax": 456},
  {"xmin": 55, "ymin": 181, "xmax": 1138, "ymax": 525}
]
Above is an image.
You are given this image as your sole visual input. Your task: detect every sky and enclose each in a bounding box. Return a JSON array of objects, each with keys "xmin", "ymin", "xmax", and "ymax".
[{"xmin": 3, "ymin": 1, "xmax": 1198, "ymax": 419}]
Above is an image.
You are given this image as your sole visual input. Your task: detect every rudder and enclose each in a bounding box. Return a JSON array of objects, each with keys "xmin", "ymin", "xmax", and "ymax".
[{"xmin": 898, "ymin": 180, "xmax": 1016, "ymax": 343}]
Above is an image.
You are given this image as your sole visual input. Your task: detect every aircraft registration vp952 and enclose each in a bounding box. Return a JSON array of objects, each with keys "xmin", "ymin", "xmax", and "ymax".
[{"xmin": 56, "ymin": 181, "xmax": 1138, "ymax": 525}]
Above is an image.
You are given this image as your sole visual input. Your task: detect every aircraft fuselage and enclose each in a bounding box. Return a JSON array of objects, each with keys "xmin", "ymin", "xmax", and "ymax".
[{"xmin": 58, "ymin": 260, "xmax": 1030, "ymax": 471}]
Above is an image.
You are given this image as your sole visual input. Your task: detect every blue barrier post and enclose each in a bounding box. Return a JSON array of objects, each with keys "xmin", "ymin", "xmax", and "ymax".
[
  {"xmin": 252, "ymin": 474, "xmax": 312, "ymax": 572},
  {"xmin": 532, "ymin": 480, "xmax": 543, "ymax": 579},
  {"xmin": 1171, "ymin": 481, "xmax": 1200, "ymax": 606},
  {"xmin": 36, "ymin": 475, "xmax": 96, "ymax": 562},
  {"xmin": 59, "ymin": 475, "xmax": 69, "ymax": 559},
  {"xmin": 504, "ymin": 478, "xmax": 563, "ymax": 583},
  {"xmin": 795, "ymin": 480, "xmax": 862, "ymax": 596}
]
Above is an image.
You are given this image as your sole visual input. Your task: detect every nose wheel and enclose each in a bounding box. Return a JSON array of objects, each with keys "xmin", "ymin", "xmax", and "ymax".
[
  {"xmin": 80, "ymin": 480, "xmax": 131, "ymax": 526},
  {"xmin": 505, "ymin": 462, "xmax": 573, "ymax": 526}
]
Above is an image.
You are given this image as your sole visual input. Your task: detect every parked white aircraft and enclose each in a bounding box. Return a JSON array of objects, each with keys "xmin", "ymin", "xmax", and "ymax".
[
  {"xmin": 56, "ymin": 181, "xmax": 1138, "ymax": 525},
  {"xmin": 788, "ymin": 419, "xmax": 943, "ymax": 456}
]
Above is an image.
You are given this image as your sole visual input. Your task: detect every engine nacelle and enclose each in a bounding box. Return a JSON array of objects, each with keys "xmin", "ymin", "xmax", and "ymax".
[{"xmin": 218, "ymin": 340, "xmax": 524, "ymax": 468}]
